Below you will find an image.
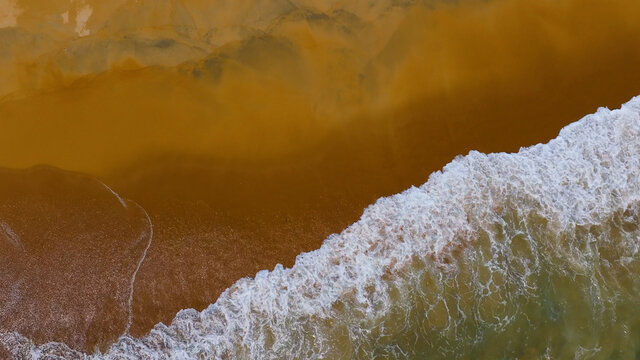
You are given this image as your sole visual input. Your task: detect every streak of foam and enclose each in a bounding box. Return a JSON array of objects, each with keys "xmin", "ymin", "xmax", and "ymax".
[
  {"xmin": 123, "ymin": 202, "xmax": 153, "ymax": 335},
  {"xmin": 100, "ymin": 181, "xmax": 154, "ymax": 336},
  {"xmin": 101, "ymin": 183, "xmax": 128, "ymax": 209},
  {"xmin": 3, "ymin": 96, "xmax": 640, "ymax": 358},
  {"xmin": 0, "ymin": 221, "xmax": 22, "ymax": 250}
]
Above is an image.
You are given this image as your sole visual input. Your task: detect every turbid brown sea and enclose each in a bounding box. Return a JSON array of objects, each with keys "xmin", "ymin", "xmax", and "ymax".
[{"xmin": 2, "ymin": 0, "xmax": 640, "ymax": 356}]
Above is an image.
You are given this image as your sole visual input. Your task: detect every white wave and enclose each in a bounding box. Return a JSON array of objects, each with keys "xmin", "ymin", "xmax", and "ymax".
[{"xmin": 4, "ymin": 96, "xmax": 640, "ymax": 359}]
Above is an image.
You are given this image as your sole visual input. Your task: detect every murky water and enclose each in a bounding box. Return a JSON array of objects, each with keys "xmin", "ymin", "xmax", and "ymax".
[{"xmin": 1, "ymin": 0, "xmax": 640, "ymax": 357}]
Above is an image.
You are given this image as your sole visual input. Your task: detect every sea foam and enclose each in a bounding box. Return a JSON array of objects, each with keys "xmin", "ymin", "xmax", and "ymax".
[{"xmin": 3, "ymin": 97, "xmax": 640, "ymax": 359}]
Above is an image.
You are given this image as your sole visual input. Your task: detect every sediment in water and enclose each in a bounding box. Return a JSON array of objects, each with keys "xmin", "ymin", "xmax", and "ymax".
[
  {"xmin": 3, "ymin": 96, "xmax": 640, "ymax": 359},
  {"xmin": 3, "ymin": 0, "xmax": 640, "ymax": 356}
]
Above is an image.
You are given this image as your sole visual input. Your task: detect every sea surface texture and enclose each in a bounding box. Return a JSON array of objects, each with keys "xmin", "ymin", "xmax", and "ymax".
[
  {"xmin": 3, "ymin": 0, "xmax": 640, "ymax": 358},
  {"xmin": 3, "ymin": 97, "xmax": 640, "ymax": 359}
]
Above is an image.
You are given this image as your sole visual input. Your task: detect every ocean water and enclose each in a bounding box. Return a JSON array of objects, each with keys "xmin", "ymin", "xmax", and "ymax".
[
  {"xmin": 3, "ymin": 97, "xmax": 640, "ymax": 359},
  {"xmin": 3, "ymin": 0, "xmax": 640, "ymax": 357}
]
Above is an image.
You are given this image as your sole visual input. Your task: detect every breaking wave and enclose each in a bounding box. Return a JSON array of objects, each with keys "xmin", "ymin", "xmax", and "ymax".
[{"xmin": 3, "ymin": 96, "xmax": 640, "ymax": 359}]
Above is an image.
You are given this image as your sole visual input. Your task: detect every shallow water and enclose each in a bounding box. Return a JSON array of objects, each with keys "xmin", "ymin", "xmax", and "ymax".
[
  {"xmin": 4, "ymin": 96, "xmax": 640, "ymax": 359},
  {"xmin": 2, "ymin": 0, "xmax": 640, "ymax": 357}
]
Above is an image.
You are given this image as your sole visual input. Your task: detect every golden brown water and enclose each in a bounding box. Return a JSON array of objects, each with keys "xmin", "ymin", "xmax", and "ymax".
[{"xmin": 2, "ymin": 0, "xmax": 640, "ymax": 353}]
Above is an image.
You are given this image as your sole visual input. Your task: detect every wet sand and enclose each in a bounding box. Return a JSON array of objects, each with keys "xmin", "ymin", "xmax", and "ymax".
[
  {"xmin": 2, "ymin": 0, "xmax": 640, "ymax": 352},
  {"xmin": 0, "ymin": 167, "xmax": 151, "ymax": 350}
]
